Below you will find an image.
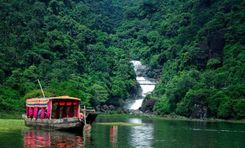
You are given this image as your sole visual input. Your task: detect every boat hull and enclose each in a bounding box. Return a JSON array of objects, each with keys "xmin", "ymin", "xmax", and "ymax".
[
  {"xmin": 23, "ymin": 115, "xmax": 84, "ymax": 131},
  {"xmin": 22, "ymin": 113, "xmax": 97, "ymax": 132}
]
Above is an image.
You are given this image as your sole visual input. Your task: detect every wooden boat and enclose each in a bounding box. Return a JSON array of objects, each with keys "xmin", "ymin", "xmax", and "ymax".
[{"xmin": 22, "ymin": 96, "xmax": 97, "ymax": 131}]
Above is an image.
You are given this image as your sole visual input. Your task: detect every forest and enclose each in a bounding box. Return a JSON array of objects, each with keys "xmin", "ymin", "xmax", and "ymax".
[{"xmin": 0, "ymin": 0, "xmax": 244, "ymax": 119}]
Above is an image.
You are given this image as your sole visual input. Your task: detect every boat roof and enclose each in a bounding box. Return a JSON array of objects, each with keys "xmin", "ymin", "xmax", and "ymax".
[
  {"xmin": 49, "ymin": 96, "xmax": 80, "ymax": 101},
  {"xmin": 26, "ymin": 96, "xmax": 80, "ymax": 103}
]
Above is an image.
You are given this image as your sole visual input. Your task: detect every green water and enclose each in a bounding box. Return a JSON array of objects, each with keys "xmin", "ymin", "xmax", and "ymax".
[{"xmin": 0, "ymin": 116, "xmax": 245, "ymax": 148}]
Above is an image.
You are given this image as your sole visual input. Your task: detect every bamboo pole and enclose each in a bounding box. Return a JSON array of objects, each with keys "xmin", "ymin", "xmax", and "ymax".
[
  {"xmin": 83, "ymin": 105, "xmax": 86, "ymax": 146},
  {"xmin": 37, "ymin": 79, "xmax": 45, "ymax": 98}
]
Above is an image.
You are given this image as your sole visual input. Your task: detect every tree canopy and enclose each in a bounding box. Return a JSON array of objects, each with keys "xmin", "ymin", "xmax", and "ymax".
[{"xmin": 0, "ymin": 0, "xmax": 244, "ymax": 119}]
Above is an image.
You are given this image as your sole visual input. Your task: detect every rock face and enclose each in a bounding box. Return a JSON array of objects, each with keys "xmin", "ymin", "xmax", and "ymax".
[
  {"xmin": 140, "ymin": 99, "xmax": 156, "ymax": 113},
  {"xmin": 95, "ymin": 104, "xmax": 128, "ymax": 113},
  {"xmin": 146, "ymin": 69, "xmax": 162, "ymax": 79},
  {"xmin": 191, "ymin": 104, "xmax": 207, "ymax": 119},
  {"xmin": 95, "ymin": 105, "xmax": 111, "ymax": 112}
]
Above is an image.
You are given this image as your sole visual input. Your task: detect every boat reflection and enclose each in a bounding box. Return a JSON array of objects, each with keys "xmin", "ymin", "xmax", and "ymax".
[
  {"xmin": 23, "ymin": 128, "xmax": 92, "ymax": 148},
  {"xmin": 110, "ymin": 125, "xmax": 118, "ymax": 145},
  {"xmin": 23, "ymin": 130, "xmax": 51, "ymax": 148}
]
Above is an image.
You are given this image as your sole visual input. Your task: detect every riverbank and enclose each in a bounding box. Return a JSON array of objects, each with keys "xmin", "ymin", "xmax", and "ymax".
[
  {"xmin": 1, "ymin": 111, "xmax": 244, "ymax": 124},
  {"xmin": 97, "ymin": 113, "xmax": 245, "ymax": 124},
  {"xmin": 0, "ymin": 119, "xmax": 28, "ymax": 132}
]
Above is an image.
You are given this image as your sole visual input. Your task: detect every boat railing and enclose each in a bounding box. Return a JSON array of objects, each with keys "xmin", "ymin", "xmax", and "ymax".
[{"xmin": 81, "ymin": 107, "xmax": 96, "ymax": 113}]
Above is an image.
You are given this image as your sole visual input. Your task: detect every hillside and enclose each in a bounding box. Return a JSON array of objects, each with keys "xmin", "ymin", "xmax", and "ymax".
[
  {"xmin": 0, "ymin": 0, "xmax": 244, "ymax": 119},
  {"xmin": 0, "ymin": 0, "xmax": 136, "ymax": 112},
  {"xmin": 114, "ymin": 0, "xmax": 244, "ymax": 119}
]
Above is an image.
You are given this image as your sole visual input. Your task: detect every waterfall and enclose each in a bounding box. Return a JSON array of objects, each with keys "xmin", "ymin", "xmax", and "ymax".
[{"xmin": 127, "ymin": 60, "xmax": 156, "ymax": 110}]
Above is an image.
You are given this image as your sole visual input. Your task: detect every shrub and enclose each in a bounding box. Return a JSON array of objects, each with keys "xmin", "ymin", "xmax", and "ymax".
[
  {"xmin": 217, "ymin": 98, "xmax": 233, "ymax": 119},
  {"xmin": 154, "ymin": 95, "xmax": 170, "ymax": 114},
  {"xmin": 176, "ymin": 88, "xmax": 210, "ymax": 117},
  {"xmin": 0, "ymin": 87, "xmax": 20, "ymax": 112},
  {"xmin": 233, "ymin": 99, "xmax": 245, "ymax": 119}
]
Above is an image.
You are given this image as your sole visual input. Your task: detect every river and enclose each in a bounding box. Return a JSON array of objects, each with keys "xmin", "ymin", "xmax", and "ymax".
[{"xmin": 0, "ymin": 116, "xmax": 245, "ymax": 148}]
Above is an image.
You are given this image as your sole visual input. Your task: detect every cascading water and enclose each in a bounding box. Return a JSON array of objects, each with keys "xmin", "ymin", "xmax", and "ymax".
[{"xmin": 127, "ymin": 60, "xmax": 156, "ymax": 110}]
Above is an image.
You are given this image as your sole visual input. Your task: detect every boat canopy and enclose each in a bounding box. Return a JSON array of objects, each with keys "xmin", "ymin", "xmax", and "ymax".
[
  {"xmin": 26, "ymin": 96, "xmax": 80, "ymax": 107},
  {"xmin": 25, "ymin": 96, "xmax": 81, "ymax": 119}
]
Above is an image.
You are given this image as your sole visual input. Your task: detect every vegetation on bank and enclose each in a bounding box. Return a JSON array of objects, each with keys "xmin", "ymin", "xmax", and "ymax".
[{"xmin": 0, "ymin": 0, "xmax": 244, "ymax": 120}]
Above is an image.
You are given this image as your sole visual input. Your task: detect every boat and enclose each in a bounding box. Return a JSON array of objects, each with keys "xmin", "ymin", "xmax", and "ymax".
[{"xmin": 22, "ymin": 96, "xmax": 97, "ymax": 132}]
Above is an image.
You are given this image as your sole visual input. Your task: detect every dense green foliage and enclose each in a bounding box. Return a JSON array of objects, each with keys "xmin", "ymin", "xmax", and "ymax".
[
  {"xmin": 0, "ymin": 0, "xmax": 136, "ymax": 112},
  {"xmin": 0, "ymin": 0, "xmax": 244, "ymax": 119},
  {"xmin": 116, "ymin": 0, "xmax": 244, "ymax": 119}
]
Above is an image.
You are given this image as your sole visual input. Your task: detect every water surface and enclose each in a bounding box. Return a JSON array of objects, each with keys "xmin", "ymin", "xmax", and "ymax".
[{"xmin": 0, "ymin": 116, "xmax": 245, "ymax": 148}]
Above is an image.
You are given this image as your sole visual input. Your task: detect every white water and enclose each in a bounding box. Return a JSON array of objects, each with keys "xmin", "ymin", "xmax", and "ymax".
[
  {"xmin": 128, "ymin": 118, "xmax": 154, "ymax": 148},
  {"xmin": 128, "ymin": 60, "xmax": 156, "ymax": 110}
]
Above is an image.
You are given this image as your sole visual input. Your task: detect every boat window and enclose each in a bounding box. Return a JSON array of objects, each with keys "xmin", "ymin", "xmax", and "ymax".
[{"xmin": 51, "ymin": 100, "xmax": 79, "ymax": 119}]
